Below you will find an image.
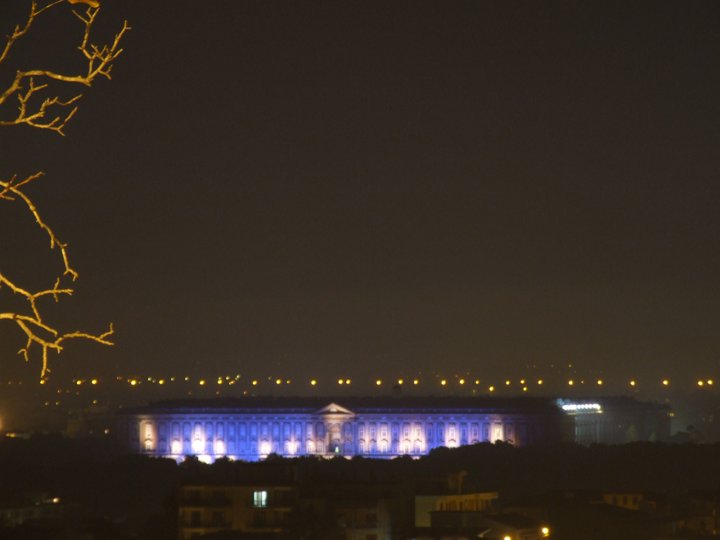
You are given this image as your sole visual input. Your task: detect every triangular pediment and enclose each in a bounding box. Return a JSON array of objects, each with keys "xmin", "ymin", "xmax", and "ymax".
[{"xmin": 315, "ymin": 402, "xmax": 354, "ymax": 416}]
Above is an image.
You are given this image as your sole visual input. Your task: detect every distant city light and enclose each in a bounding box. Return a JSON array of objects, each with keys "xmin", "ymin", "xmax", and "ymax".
[
  {"xmin": 597, "ymin": 379, "xmax": 603, "ymax": 386},
  {"xmin": 440, "ymin": 379, "xmax": 447, "ymax": 386},
  {"xmin": 708, "ymin": 379, "xmax": 714, "ymax": 386},
  {"xmin": 459, "ymin": 379, "xmax": 465, "ymax": 385},
  {"xmin": 561, "ymin": 402, "xmax": 602, "ymax": 413},
  {"xmin": 662, "ymin": 379, "xmax": 669, "ymax": 386},
  {"xmin": 376, "ymin": 380, "xmax": 382, "ymax": 386},
  {"xmin": 568, "ymin": 379, "xmax": 574, "ymax": 386},
  {"xmin": 698, "ymin": 380, "xmax": 704, "ymax": 387},
  {"xmin": 488, "ymin": 386, "xmax": 495, "ymax": 392},
  {"xmin": 630, "ymin": 380, "xmax": 636, "ymax": 387},
  {"xmin": 413, "ymin": 379, "xmax": 419, "ymax": 385},
  {"xmin": 537, "ymin": 379, "xmax": 543, "ymax": 385},
  {"xmin": 310, "ymin": 379, "xmax": 317, "ymax": 386},
  {"xmin": 338, "ymin": 379, "xmax": 344, "ymax": 385},
  {"xmin": 397, "ymin": 379, "xmax": 404, "ymax": 385}
]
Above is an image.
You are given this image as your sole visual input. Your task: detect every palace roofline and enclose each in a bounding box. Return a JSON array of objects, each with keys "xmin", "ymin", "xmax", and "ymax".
[{"xmin": 124, "ymin": 395, "xmax": 567, "ymax": 416}]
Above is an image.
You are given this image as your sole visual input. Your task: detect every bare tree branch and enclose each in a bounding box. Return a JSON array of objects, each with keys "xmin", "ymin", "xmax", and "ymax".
[
  {"xmin": 0, "ymin": 2, "xmax": 130, "ymax": 135},
  {"xmin": 1, "ymin": 1, "xmax": 126, "ymax": 378}
]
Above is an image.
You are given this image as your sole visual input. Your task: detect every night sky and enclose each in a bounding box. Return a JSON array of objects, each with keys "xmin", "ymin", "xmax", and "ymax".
[{"xmin": 1, "ymin": 1, "xmax": 719, "ymax": 384}]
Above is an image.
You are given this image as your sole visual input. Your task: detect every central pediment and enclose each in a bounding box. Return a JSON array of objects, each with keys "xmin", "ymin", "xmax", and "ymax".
[{"xmin": 315, "ymin": 402, "xmax": 354, "ymax": 416}]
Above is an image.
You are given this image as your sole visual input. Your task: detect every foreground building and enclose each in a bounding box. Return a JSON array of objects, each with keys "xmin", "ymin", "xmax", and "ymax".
[{"xmin": 120, "ymin": 396, "xmax": 570, "ymax": 462}]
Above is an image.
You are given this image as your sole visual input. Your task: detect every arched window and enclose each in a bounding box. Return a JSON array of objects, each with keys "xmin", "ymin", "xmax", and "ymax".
[{"xmin": 379, "ymin": 439, "xmax": 388, "ymax": 453}]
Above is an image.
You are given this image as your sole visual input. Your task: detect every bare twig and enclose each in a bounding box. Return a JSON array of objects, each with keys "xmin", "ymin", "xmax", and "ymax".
[{"xmin": 1, "ymin": 1, "xmax": 125, "ymax": 377}]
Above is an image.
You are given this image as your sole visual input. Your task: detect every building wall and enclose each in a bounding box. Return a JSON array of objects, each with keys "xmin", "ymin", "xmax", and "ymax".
[
  {"xmin": 177, "ymin": 484, "xmax": 294, "ymax": 540},
  {"xmin": 126, "ymin": 402, "xmax": 561, "ymax": 462}
]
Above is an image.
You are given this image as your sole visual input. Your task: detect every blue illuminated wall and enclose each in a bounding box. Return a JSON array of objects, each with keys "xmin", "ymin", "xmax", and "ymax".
[{"xmin": 124, "ymin": 398, "xmax": 568, "ymax": 462}]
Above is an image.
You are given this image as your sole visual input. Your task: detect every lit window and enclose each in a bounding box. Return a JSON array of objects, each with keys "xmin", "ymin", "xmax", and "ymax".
[
  {"xmin": 192, "ymin": 437, "xmax": 205, "ymax": 454},
  {"xmin": 253, "ymin": 490, "xmax": 268, "ymax": 508},
  {"xmin": 214, "ymin": 439, "xmax": 226, "ymax": 456}
]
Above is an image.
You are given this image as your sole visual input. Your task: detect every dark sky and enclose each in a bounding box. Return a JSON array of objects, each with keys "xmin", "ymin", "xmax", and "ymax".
[{"xmin": 1, "ymin": 0, "xmax": 719, "ymax": 383}]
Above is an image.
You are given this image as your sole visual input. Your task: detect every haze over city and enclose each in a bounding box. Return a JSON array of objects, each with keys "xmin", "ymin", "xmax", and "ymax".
[{"xmin": 1, "ymin": 1, "xmax": 719, "ymax": 392}]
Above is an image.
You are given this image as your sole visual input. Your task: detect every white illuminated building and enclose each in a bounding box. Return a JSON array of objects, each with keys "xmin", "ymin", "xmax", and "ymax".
[{"xmin": 122, "ymin": 397, "xmax": 568, "ymax": 462}]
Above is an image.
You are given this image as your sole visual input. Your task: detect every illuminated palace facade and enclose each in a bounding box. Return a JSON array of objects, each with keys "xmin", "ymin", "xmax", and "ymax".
[{"xmin": 122, "ymin": 397, "xmax": 570, "ymax": 462}]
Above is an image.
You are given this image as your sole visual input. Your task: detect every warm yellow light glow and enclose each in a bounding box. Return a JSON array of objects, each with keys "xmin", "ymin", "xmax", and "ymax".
[
  {"xmin": 75, "ymin": 380, "xmax": 82, "ymax": 386},
  {"xmin": 698, "ymin": 380, "xmax": 704, "ymax": 387},
  {"xmin": 338, "ymin": 379, "xmax": 344, "ymax": 385},
  {"xmin": 597, "ymin": 379, "xmax": 603, "ymax": 386},
  {"xmin": 158, "ymin": 379, "xmax": 165, "ymax": 385},
  {"xmin": 537, "ymin": 379, "xmax": 543, "ymax": 385},
  {"xmin": 662, "ymin": 379, "xmax": 669, "ymax": 386},
  {"xmin": 91, "ymin": 379, "xmax": 98, "ymax": 385},
  {"xmin": 459, "ymin": 378, "xmax": 465, "ymax": 385},
  {"xmin": 541, "ymin": 525, "xmax": 550, "ymax": 536},
  {"xmin": 310, "ymin": 379, "xmax": 317, "ymax": 386},
  {"xmin": 505, "ymin": 380, "xmax": 511, "ymax": 386},
  {"xmin": 199, "ymin": 380, "xmax": 205, "ymax": 386},
  {"xmin": 376, "ymin": 379, "xmax": 382, "ymax": 386},
  {"xmin": 708, "ymin": 379, "xmax": 714, "ymax": 385},
  {"xmin": 630, "ymin": 379, "xmax": 636, "ymax": 386},
  {"xmin": 520, "ymin": 379, "xmax": 525, "ymax": 384},
  {"xmin": 130, "ymin": 379, "xmax": 137, "ymax": 386},
  {"xmin": 39, "ymin": 379, "xmax": 46, "ymax": 385},
  {"xmin": 522, "ymin": 386, "xmax": 528, "ymax": 392},
  {"xmin": 275, "ymin": 378, "xmax": 282, "ymax": 385},
  {"xmin": 286, "ymin": 379, "xmax": 291, "ymax": 384},
  {"xmin": 475, "ymin": 379, "xmax": 480, "ymax": 385},
  {"xmin": 217, "ymin": 378, "xmax": 224, "ymax": 385},
  {"xmin": 440, "ymin": 379, "xmax": 447, "ymax": 386},
  {"xmin": 413, "ymin": 379, "xmax": 419, "ymax": 385},
  {"xmin": 489, "ymin": 385, "xmax": 495, "ymax": 392},
  {"xmin": 252, "ymin": 379, "xmax": 258, "ymax": 386},
  {"xmin": 345, "ymin": 378, "xmax": 351, "ymax": 384},
  {"xmin": 568, "ymin": 379, "xmax": 574, "ymax": 386},
  {"xmin": 504, "ymin": 536, "xmax": 511, "ymax": 540},
  {"xmin": 398, "ymin": 378, "xmax": 404, "ymax": 385}
]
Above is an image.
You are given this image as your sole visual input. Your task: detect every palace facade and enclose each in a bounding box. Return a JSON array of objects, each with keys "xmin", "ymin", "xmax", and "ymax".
[{"xmin": 120, "ymin": 396, "xmax": 571, "ymax": 462}]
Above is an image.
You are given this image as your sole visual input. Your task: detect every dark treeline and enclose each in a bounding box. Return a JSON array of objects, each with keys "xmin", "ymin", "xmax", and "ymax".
[{"xmin": 2, "ymin": 437, "xmax": 720, "ymax": 539}]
